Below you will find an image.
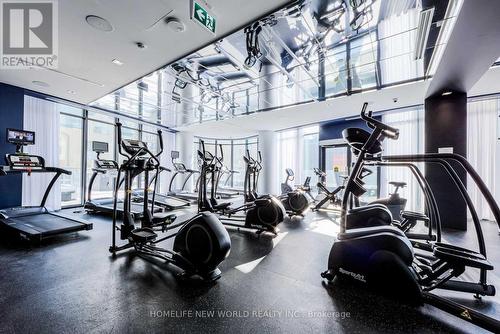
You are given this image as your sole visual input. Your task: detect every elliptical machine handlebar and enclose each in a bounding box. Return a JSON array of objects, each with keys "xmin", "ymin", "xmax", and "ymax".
[
  {"xmin": 156, "ymin": 129, "xmax": 163, "ymax": 158},
  {"xmin": 360, "ymin": 105, "xmax": 399, "ymax": 140},
  {"xmin": 116, "ymin": 122, "xmax": 126, "ymax": 158},
  {"xmin": 115, "ymin": 121, "xmax": 160, "ymax": 167}
]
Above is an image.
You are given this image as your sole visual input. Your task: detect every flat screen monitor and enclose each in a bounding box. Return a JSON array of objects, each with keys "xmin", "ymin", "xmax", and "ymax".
[
  {"xmin": 6, "ymin": 128, "xmax": 35, "ymax": 145},
  {"xmin": 92, "ymin": 141, "xmax": 108, "ymax": 153},
  {"xmin": 171, "ymin": 151, "xmax": 180, "ymax": 159}
]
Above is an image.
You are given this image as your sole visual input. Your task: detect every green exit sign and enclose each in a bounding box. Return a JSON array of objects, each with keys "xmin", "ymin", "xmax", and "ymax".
[{"xmin": 192, "ymin": 1, "xmax": 216, "ymax": 34}]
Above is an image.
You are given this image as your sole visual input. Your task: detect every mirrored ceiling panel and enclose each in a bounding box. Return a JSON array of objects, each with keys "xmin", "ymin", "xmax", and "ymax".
[{"xmin": 91, "ymin": 0, "xmax": 458, "ymax": 129}]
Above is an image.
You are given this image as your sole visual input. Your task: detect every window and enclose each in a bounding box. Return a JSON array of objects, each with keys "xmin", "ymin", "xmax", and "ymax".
[
  {"xmin": 193, "ymin": 137, "xmax": 258, "ymax": 190},
  {"xmin": 324, "ymin": 44, "xmax": 348, "ymax": 97},
  {"xmin": 87, "ymin": 121, "xmax": 116, "ymax": 200},
  {"xmin": 141, "ymin": 72, "xmax": 160, "ymax": 122},
  {"xmin": 467, "ymin": 97, "xmax": 499, "ymax": 221},
  {"xmin": 277, "ymin": 125, "xmax": 319, "ymax": 191},
  {"xmin": 232, "ymin": 140, "xmax": 248, "ymax": 189},
  {"xmin": 378, "ymin": 8, "xmax": 423, "ymax": 85},
  {"xmin": 59, "ymin": 114, "xmax": 83, "ymax": 206},
  {"xmin": 381, "ymin": 107, "xmax": 425, "ymax": 211},
  {"xmin": 349, "ymin": 32, "xmax": 378, "ymax": 90}
]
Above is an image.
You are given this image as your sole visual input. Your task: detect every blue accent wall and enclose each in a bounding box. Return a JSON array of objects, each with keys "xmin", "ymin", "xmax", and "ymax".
[
  {"xmin": 0, "ymin": 83, "xmax": 24, "ymax": 209},
  {"xmin": 319, "ymin": 116, "xmax": 381, "ymax": 141}
]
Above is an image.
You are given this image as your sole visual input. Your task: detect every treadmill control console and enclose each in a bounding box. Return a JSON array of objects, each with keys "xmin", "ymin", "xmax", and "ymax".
[
  {"xmin": 95, "ymin": 160, "xmax": 118, "ymax": 170},
  {"xmin": 5, "ymin": 154, "xmax": 44, "ymax": 171}
]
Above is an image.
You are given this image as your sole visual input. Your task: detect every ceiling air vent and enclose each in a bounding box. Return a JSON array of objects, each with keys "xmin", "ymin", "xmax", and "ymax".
[{"xmin": 414, "ymin": 7, "xmax": 435, "ymax": 60}]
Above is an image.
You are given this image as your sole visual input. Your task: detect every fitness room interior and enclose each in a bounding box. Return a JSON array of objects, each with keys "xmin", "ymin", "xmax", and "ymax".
[{"xmin": 1, "ymin": 0, "xmax": 500, "ymax": 333}]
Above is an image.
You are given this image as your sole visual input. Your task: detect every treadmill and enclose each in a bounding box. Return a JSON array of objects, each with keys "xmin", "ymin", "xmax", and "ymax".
[
  {"xmin": 132, "ymin": 166, "xmax": 191, "ymax": 210},
  {"xmin": 167, "ymin": 151, "xmax": 200, "ymax": 201},
  {"xmin": 84, "ymin": 141, "xmax": 161, "ymax": 219},
  {"xmin": 212, "ymin": 145, "xmax": 240, "ymax": 198},
  {"xmin": 0, "ymin": 128, "xmax": 93, "ymax": 243}
]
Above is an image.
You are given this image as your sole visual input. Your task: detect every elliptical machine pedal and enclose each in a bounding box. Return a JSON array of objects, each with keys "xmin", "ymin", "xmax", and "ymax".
[{"xmin": 130, "ymin": 227, "xmax": 157, "ymax": 243}]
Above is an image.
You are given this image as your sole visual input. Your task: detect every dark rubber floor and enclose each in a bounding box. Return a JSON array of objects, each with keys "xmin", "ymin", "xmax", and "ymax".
[{"xmin": 0, "ymin": 207, "xmax": 498, "ymax": 334}]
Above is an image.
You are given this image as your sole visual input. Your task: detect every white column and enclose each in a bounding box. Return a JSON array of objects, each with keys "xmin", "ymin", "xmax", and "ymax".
[
  {"xmin": 258, "ymin": 65, "xmax": 279, "ymax": 110},
  {"xmin": 176, "ymin": 131, "xmax": 194, "ymax": 192},
  {"xmin": 258, "ymin": 130, "xmax": 277, "ymax": 195}
]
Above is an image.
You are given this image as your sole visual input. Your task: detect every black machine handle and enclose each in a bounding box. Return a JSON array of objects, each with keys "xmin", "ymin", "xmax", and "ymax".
[
  {"xmin": 116, "ymin": 122, "xmax": 127, "ymax": 158},
  {"xmin": 200, "ymin": 139, "xmax": 206, "ymax": 154},
  {"xmin": 156, "ymin": 129, "xmax": 164, "ymax": 158},
  {"xmin": 219, "ymin": 144, "xmax": 224, "ymax": 160},
  {"xmin": 45, "ymin": 167, "xmax": 71, "ymax": 175},
  {"xmin": 360, "ymin": 103, "xmax": 399, "ymax": 140}
]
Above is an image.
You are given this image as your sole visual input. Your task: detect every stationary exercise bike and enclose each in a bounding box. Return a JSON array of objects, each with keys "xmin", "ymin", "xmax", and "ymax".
[
  {"xmin": 312, "ymin": 168, "xmax": 347, "ymax": 211},
  {"xmin": 109, "ymin": 123, "xmax": 231, "ymax": 281},
  {"xmin": 322, "ymin": 103, "xmax": 500, "ymax": 332},
  {"xmin": 370, "ymin": 181, "xmax": 407, "ymax": 221},
  {"xmin": 198, "ymin": 140, "xmax": 285, "ymax": 234},
  {"xmin": 278, "ymin": 168, "xmax": 311, "ymax": 216}
]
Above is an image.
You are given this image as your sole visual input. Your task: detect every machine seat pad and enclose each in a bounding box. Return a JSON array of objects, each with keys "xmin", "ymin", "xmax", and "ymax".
[
  {"xmin": 389, "ymin": 181, "xmax": 407, "ymax": 187},
  {"xmin": 401, "ymin": 211, "xmax": 429, "ymax": 222}
]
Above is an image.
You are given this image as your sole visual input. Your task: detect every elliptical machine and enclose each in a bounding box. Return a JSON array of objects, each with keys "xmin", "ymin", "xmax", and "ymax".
[
  {"xmin": 109, "ymin": 123, "xmax": 231, "ymax": 281},
  {"xmin": 278, "ymin": 168, "xmax": 311, "ymax": 217},
  {"xmin": 321, "ymin": 104, "xmax": 500, "ymax": 332},
  {"xmin": 198, "ymin": 140, "xmax": 285, "ymax": 234}
]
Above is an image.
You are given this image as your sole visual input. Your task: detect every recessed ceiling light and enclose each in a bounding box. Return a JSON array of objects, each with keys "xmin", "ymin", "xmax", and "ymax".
[
  {"xmin": 165, "ymin": 17, "xmax": 185, "ymax": 33},
  {"xmin": 442, "ymin": 91, "xmax": 453, "ymax": 96},
  {"xmin": 32, "ymin": 80, "xmax": 49, "ymax": 87},
  {"xmin": 86, "ymin": 15, "xmax": 113, "ymax": 32},
  {"xmin": 111, "ymin": 59, "xmax": 123, "ymax": 66},
  {"xmin": 67, "ymin": 90, "xmax": 76, "ymax": 94}
]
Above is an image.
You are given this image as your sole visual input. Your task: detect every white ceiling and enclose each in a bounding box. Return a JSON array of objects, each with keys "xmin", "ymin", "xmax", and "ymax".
[{"xmin": 0, "ymin": 0, "xmax": 290, "ymax": 104}]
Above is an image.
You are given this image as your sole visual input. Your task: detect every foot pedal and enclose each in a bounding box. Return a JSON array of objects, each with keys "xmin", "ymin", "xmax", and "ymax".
[
  {"xmin": 130, "ymin": 228, "xmax": 157, "ymax": 243},
  {"xmin": 152, "ymin": 213, "xmax": 176, "ymax": 225}
]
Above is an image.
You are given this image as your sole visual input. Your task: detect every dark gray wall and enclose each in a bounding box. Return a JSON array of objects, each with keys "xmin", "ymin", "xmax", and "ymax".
[
  {"xmin": 424, "ymin": 92, "xmax": 467, "ymax": 230},
  {"xmin": 0, "ymin": 83, "xmax": 24, "ymax": 209}
]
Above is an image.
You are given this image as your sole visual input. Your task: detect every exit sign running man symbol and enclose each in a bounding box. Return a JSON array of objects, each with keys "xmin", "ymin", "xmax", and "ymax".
[{"xmin": 192, "ymin": 1, "xmax": 216, "ymax": 34}]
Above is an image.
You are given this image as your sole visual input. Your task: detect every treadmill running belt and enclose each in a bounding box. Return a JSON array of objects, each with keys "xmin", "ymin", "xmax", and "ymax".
[{"xmin": 4, "ymin": 214, "xmax": 90, "ymax": 236}]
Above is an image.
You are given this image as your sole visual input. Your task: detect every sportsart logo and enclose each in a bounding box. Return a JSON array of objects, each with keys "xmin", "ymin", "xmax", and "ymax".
[{"xmin": 339, "ymin": 268, "xmax": 367, "ymax": 283}]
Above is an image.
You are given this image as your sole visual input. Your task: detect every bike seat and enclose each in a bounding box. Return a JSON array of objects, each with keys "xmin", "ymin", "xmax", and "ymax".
[
  {"xmin": 130, "ymin": 228, "xmax": 157, "ymax": 243},
  {"xmin": 401, "ymin": 211, "xmax": 429, "ymax": 222},
  {"xmin": 389, "ymin": 181, "xmax": 407, "ymax": 188}
]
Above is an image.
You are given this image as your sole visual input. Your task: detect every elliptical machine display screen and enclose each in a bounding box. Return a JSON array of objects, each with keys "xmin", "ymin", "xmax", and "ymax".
[{"xmin": 122, "ymin": 139, "xmax": 148, "ymax": 155}]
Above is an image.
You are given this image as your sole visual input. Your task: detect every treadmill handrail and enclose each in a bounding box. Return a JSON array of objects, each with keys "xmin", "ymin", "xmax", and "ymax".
[
  {"xmin": 45, "ymin": 166, "xmax": 71, "ymax": 175},
  {"xmin": 41, "ymin": 169, "xmax": 65, "ymax": 207}
]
